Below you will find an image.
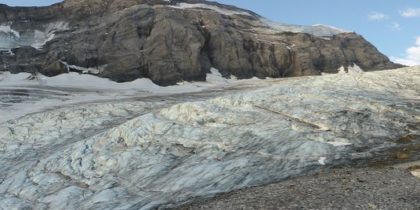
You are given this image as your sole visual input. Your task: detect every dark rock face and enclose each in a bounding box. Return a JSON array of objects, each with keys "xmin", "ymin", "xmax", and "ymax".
[{"xmin": 0, "ymin": 0, "xmax": 403, "ymax": 85}]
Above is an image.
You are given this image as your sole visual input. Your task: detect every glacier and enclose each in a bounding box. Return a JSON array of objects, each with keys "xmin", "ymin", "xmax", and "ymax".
[
  {"xmin": 0, "ymin": 66, "xmax": 419, "ymax": 209},
  {"xmin": 0, "ymin": 68, "xmax": 247, "ymax": 123}
]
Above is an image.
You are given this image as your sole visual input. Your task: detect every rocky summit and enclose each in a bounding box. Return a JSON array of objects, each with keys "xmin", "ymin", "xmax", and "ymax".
[{"xmin": 0, "ymin": 0, "xmax": 402, "ymax": 85}]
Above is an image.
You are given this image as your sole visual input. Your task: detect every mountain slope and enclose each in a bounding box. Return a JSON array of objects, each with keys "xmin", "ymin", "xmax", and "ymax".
[{"xmin": 0, "ymin": 0, "xmax": 402, "ymax": 85}]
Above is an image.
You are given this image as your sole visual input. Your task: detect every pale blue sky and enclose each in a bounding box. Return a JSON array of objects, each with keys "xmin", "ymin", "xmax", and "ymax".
[{"xmin": 2, "ymin": 0, "xmax": 420, "ymax": 65}]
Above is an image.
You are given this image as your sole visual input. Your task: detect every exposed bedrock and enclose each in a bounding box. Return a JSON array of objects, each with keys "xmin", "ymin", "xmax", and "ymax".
[{"xmin": 0, "ymin": 0, "xmax": 403, "ymax": 85}]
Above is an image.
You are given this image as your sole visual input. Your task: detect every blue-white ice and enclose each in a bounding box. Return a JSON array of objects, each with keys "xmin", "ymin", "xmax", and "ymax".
[{"xmin": 0, "ymin": 66, "xmax": 418, "ymax": 209}]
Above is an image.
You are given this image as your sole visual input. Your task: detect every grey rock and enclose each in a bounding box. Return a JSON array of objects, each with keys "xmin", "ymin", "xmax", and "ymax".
[
  {"xmin": 0, "ymin": 0, "xmax": 403, "ymax": 85},
  {"xmin": 176, "ymin": 167, "xmax": 420, "ymax": 210}
]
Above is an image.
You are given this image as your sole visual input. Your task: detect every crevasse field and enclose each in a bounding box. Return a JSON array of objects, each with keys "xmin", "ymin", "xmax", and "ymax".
[{"xmin": 0, "ymin": 66, "xmax": 419, "ymax": 209}]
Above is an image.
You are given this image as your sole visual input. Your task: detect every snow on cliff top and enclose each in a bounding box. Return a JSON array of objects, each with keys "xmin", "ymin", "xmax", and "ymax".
[
  {"xmin": 168, "ymin": 2, "xmax": 251, "ymax": 16},
  {"xmin": 263, "ymin": 19, "xmax": 350, "ymax": 37},
  {"xmin": 165, "ymin": 2, "xmax": 348, "ymax": 37}
]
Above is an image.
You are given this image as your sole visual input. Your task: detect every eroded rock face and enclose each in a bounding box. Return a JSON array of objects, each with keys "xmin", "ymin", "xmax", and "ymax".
[{"xmin": 0, "ymin": 0, "xmax": 403, "ymax": 85}]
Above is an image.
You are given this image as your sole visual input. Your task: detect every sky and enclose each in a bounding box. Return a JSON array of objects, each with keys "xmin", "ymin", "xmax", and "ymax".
[{"xmin": 2, "ymin": 0, "xmax": 420, "ymax": 65}]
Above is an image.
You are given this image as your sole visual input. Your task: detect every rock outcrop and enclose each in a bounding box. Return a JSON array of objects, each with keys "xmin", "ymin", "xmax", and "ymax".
[{"xmin": 0, "ymin": 0, "xmax": 403, "ymax": 85}]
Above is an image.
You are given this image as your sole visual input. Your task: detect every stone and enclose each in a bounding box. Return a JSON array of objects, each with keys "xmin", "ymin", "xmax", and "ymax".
[{"xmin": 0, "ymin": 0, "xmax": 403, "ymax": 85}]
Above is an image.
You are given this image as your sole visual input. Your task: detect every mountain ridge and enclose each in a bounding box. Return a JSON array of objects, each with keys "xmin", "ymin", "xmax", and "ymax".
[{"xmin": 0, "ymin": 0, "xmax": 403, "ymax": 85}]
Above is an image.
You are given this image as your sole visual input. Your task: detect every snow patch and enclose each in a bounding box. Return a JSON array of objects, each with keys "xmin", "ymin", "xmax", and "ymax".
[
  {"xmin": 262, "ymin": 19, "xmax": 349, "ymax": 37},
  {"xmin": 312, "ymin": 24, "xmax": 349, "ymax": 33},
  {"xmin": 338, "ymin": 66, "xmax": 347, "ymax": 74},
  {"xmin": 0, "ymin": 67, "xmax": 259, "ymax": 94},
  {"xmin": 0, "ymin": 69, "xmax": 246, "ymax": 122},
  {"xmin": 0, "ymin": 25, "xmax": 20, "ymax": 38},
  {"xmin": 338, "ymin": 64, "xmax": 364, "ymax": 74},
  {"xmin": 206, "ymin": 68, "xmax": 237, "ymax": 84},
  {"xmin": 161, "ymin": 1, "xmax": 348, "ymax": 37},
  {"xmin": 318, "ymin": 157, "xmax": 327, "ymax": 165},
  {"xmin": 348, "ymin": 64, "xmax": 364, "ymax": 73},
  {"xmin": 30, "ymin": 22, "xmax": 69, "ymax": 50},
  {"xmin": 0, "ymin": 25, "xmax": 20, "ymax": 49},
  {"xmin": 60, "ymin": 61, "xmax": 105, "ymax": 75},
  {"xmin": 0, "ymin": 21, "xmax": 69, "ymax": 50},
  {"xmin": 0, "ymin": 72, "xmax": 164, "ymax": 91},
  {"xmin": 167, "ymin": 3, "xmax": 251, "ymax": 16}
]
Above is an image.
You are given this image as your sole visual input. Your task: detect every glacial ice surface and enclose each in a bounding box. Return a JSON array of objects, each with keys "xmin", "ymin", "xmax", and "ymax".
[
  {"xmin": 0, "ymin": 68, "xmax": 245, "ymax": 123},
  {"xmin": 0, "ymin": 67, "xmax": 419, "ymax": 209}
]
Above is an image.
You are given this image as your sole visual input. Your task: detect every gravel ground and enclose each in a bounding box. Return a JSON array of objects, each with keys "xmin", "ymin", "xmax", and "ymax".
[{"xmin": 175, "ymin": 166, "xmax": 420, "ymax": 210}]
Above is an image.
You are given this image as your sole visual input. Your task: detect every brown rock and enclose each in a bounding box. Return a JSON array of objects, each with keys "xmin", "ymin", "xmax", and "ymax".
[{"xmin": 0, "ymin": 0, "xmax": 403, "ymax": 85}]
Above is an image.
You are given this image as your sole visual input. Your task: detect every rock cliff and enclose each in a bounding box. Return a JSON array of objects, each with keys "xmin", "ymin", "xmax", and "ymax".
[{"xmin": 0, "ymin": 0, "xmax": 403, "ymax": 85}]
